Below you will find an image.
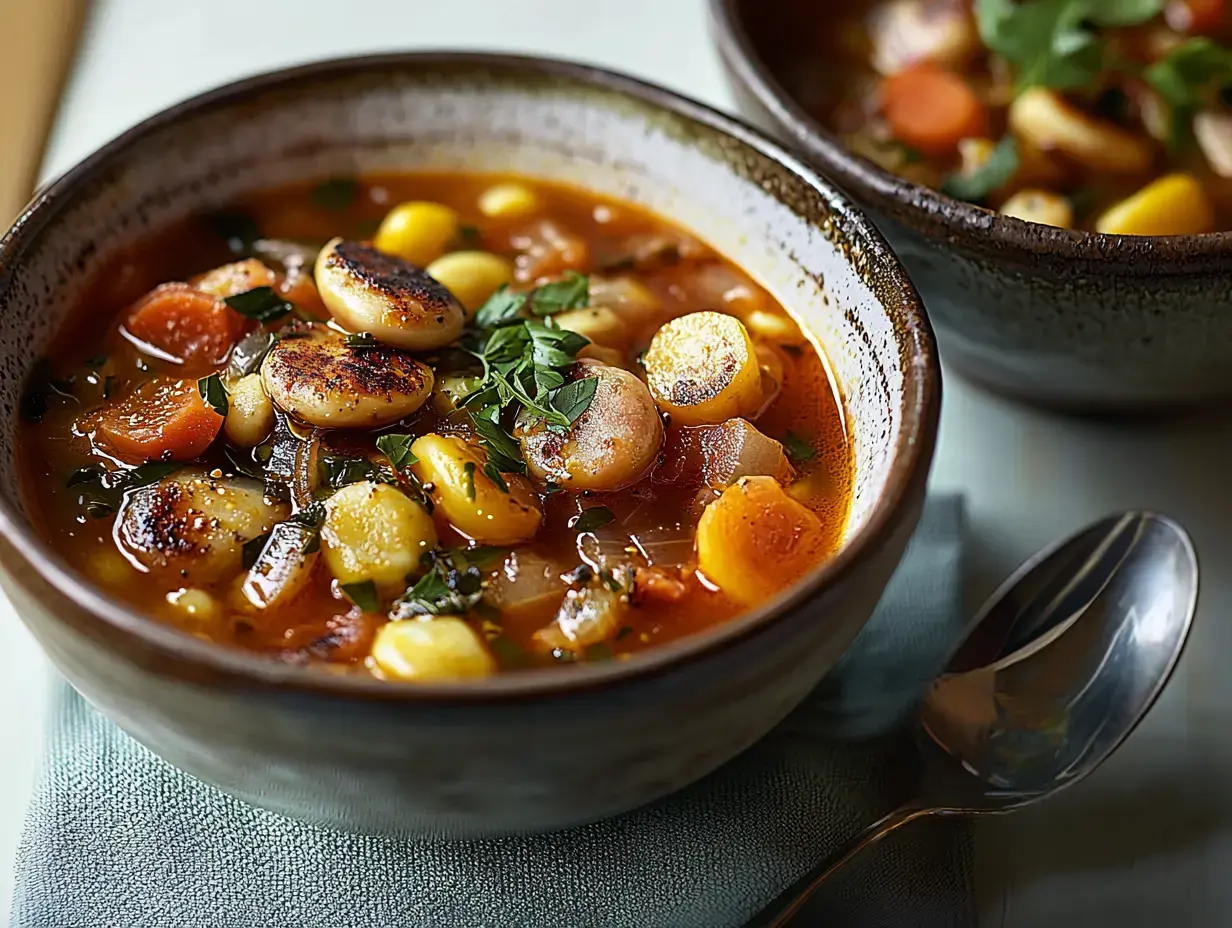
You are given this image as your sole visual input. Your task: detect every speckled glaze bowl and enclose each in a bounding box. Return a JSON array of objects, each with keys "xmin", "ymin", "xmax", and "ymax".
[
  {"xmin": 0, "ymin": 53, "xmax": 938, "ymax": 836},
  {"xmin": 711, "ymin": 0, "xmax": 1232, "ymax": 412}
]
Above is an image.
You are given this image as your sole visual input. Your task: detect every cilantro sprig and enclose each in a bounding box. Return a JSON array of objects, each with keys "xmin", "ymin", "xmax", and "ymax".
[
  {"xmin": 459, "ymin": 273, "xmax": 597, "ymax": 492},
  {"xmin": 976, "ymin": 0, "xmax": 1165, "ymax": 92},
  {"xmin": 1145, "ymin": 38, "xmax": 1232, "ymax": 148}
]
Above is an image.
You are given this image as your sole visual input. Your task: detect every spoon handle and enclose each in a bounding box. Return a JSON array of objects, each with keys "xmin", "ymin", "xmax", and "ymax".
[{"xmin": 743, "ymin": 803, "xmax": 937, "ymax": 928}]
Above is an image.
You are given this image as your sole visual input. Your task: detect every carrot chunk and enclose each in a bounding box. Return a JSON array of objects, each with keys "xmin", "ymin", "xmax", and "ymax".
[
  {"xmin": 123, "ymin": 283, "xmax": 248, "ymax": 371},
  {"xmin": 881, "ymin": 65, "xmax": 988, "ymax": 156},
  {"xmin": 97, "ymin": 378, "xmax": 223, "ymax": 463}
]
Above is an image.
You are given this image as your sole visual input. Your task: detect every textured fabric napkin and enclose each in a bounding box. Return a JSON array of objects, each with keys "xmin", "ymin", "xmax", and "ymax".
[{"xmin": 11, "ymin": 495, "xmax": 972, "ymax": 928}]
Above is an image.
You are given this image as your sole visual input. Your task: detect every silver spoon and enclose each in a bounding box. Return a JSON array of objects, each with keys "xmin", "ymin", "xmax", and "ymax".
[{"xmin": 748, "ymin": 510, "xmax": 1198, "ymax": 928}]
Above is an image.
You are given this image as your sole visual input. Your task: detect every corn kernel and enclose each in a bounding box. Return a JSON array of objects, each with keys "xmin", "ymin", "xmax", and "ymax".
[
  {"xmin": 477, "ymin": 182, "xmax": 540, "ymax": 220},
  {"xmin": 373, "ymin": 201, "xmax": 459, "ymax": 266}
]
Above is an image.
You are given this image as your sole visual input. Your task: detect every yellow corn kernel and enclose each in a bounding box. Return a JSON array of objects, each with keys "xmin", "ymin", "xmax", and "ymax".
[
  {"xmin": 410, "ymin": 434, "xmax": 542, "ymax": 545},
  {"xmin": 743, "ymin": 308, "xmax": 806, "ymax": 345},
  {"xmin": 322, "ymin": 481, "xmax": 437, "ymax": 595},
  {"xmin": 425, "ymin": 251, "xmax": 513, "ymax": 315},
  {"xmin": 999, "ymin": 189, "xmax": 1074, "ymax": 229},
  {"xmin": 167, "ymin": 587, "xmax": 221, "ymax": 623},
  {"xmin": 554, "ymin": 306, "xmax": 630, "ymax": 348},
  {"xmin": 373, "ymin": 201, "xmax": 459, "ymax": 266},
  {"xmin": 478, "ymin": 182, "xmax": 540, "ymax": 220},
  {"xmin": 1094, "ymin": 174, "xmax": 1214, "ymax": 236},
  {"xmin": 369, "ymin": 617, "xmax": 496, "ymax": 682}
]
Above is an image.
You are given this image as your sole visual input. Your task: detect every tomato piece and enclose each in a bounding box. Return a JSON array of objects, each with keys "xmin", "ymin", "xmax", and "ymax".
[
  {"xmin": 123, "ymin": 283, "xmax": 248, "ymax": 372},
  {"xmin": 96, "ymin": 378, "xmax": 223, "ymax": 463},
  {"xmin": 880, "ymin": 64, "xmax": 989, "ymax": 156}
]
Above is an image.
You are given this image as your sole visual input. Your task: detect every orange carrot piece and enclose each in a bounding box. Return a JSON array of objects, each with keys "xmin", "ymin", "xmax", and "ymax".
[
  {"xmin": 97, "ymin": 378, "xmax": 223, "ymax": 463},
  {"xmin": 880, "ymin": 65, "xmax": 988, "ymax": 156},
  {"xmin": 123, "ymin": 282, "xmax": 249, "ymax": 372}
]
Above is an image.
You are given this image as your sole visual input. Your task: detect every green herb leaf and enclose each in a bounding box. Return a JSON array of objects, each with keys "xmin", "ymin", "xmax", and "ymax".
[
  {"xmin": 474, "ymin": 286, "xmax": 528, "ymax": 328},
  {"xmin": 1145, "ymin": 38, "xmax": 1232, "ymax": 148},
  {"xmin": 548, "ymin": 376, "xmax": 599, "ymax": 425},
  {"xmin": 529, "ymin": 271, "xmax": 589, "ymax": 316},
  {"xmin": 394, "ymin": 549, "xmax": 486, "ymax": 617},
  {"xmin": 242, "ymin": 533, "xmax": 271, "ymax": 570},
  {"xmin": 225, "ymin": 445, "xmax": 266, "ymax": 481},
  {"xmin": 340, "ymin": 579, "xmax": 381, "ymax": 613},
  {"xmin": 463, "ymin": 461, "xmax": 477, "ymax": 501},
  {"xmin": 290, "ymin": 500, "xmax": 328, "ymax": 529},
  {"xmin": 197, "ymin": 373, "xmax": 229, "ymax": 416},
  {"xmin": 483, "ymin": 461, "xmax": 509, "ymax": 493},
  {"xmin": 375, "ymin": 433, "xmax": 419, "ymax": 472},
  {"xmin": 319, "ymin": 453, "xmax": 391, "ymax": 489},
  {"xmin": 782, "ymin": 431, "xmax": 817, "ymax": 464},
  {"xmin": 572, "ymin": 506, "xmax": 616, "ymax": 533},
  {"xmin": 224, "ymin": 287, "xmax": 295, "ymax": 322},
  {"xmin": 471, "ymin": 415, "xmax": 526, "ymax": 476},
  {"xmin": 344, "ymin": 332, "xmax": 382, "ymax": 350},
  {"xmin": 976, "ymin": 0, "xmax": 1165, "ymax": 92},
  {"xmin": 310, "ymin": 177, "xmax": 358, "ymax": 211},
  {"xmin": 942, "ymin": 136, "xmax": 1020, "ymax": 202},
  {"xmin": 68, "ymin": 460, "xmax": 181, "ymax": 520}
]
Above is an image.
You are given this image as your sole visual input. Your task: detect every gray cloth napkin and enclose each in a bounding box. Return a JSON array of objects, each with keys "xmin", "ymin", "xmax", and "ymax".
[{"xmin": 11, "ymin": 495, "xmax": 972, "ymax": 928}]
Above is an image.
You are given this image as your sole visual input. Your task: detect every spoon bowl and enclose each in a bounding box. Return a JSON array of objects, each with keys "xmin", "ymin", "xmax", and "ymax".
[{"xmin": 751, "ymin": 511, "xmax": 1198, "ymax": 927}]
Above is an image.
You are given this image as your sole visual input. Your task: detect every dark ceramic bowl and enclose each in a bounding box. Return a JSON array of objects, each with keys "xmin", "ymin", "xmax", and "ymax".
[
  {"xmin": 0, "ymin": 52, "xmax": 938, "ymax": 836},
  {"xmin": 711, "ymin": 0, "xmax": 1232, "ymax": 412}
]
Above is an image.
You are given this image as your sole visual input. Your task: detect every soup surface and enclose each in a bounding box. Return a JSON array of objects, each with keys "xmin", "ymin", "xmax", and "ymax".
[
  {"xmin": 19, "ymin": 173, "xmax": 852, "ymax": 680},
  {"xmin": 776, "ymin": 0, "xmax": 1232, "ymax": 233}
]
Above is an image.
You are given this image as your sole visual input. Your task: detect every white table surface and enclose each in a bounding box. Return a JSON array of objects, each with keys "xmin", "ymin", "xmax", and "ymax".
[{"xmin": 1, "ymin": 1, "xmax": 1226, "ymax": 924}]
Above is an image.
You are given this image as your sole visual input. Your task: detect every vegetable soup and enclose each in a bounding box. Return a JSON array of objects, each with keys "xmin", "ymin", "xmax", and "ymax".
[
  {"xmin": 784, "ymin": 0, "xmax": 1232, "ymax": 233},
  {"xmin": 18, "ymin": 173, "xmax": 852, "ymax": 681}
]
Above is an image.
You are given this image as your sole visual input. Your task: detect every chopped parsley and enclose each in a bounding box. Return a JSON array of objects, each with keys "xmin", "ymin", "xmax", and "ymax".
[
  {"xmin": 318, "ymin": 453, "xmax": 393, "ymax": 489},
  {"xmin": 782, "ymin": 431, "xmax": 817, "ymax": 464},
  {"xmin": 197, "ymin": 373, "xmax": 229, "ymax": 416},
  {"xmin": 976, "ymin": 0, "xmax": 1164, "ymax": 92},
  {"xmin": 1145, "ymin": 38, "xmax": 1232, "ymax": 148},
  {"xmin": 375, "ymin": 433, "xmax": 418, "ymax": 472},
  {"xmin": 942, "ymin": 136, "xmax": 1020, "ymax": 202},
  {"xmin": 571, "ymin": 506, "xmax": 616, "ymax": 533},
  {"xmin": 340, "ymin": 579, "xmax": 381, "ymax": 614},
  {"xmin": 393, "ymin": 549, "xmax": 486, "ymax": 617},
  {"xmin": 528, "ymin": 270, "xmax": 589, "ymax": 315},
  {"xmin": 224, "ymin": 286, "xmax": 295, "ymax": 322}
]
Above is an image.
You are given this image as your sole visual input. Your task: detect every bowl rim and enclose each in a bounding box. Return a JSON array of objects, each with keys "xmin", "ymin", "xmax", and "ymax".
[
  {"xmin": 708, "ymin": 0, "xmax": 1232, "ymax": 269},
  {"xmin": 0, "ymin": 50, "xmax": 939, "ymax": 703}
]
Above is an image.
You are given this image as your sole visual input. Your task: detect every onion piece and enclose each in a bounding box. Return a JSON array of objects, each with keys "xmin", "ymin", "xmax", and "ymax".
[
  {"xmin": 488, "ymin": 549, "xmax": 568, "ymax": 617},
  {"xmin": 225, "ymin": 329, "xmax": 278, "ymax": 386},
  {"xmin": 264, "ymin": 411, "xmax": 321, "ymax": 508},
  {"xmin": 236, "ymin": 521, "xmax": 319, "ymax": 611},
  {"xmin": 251, "ymin": 238, "xmax": 321, "ymax": 276},
  {"xmin": 655, "ymin": 419, "xmax": 793, "ymax": 489},
  {"xmin": 868, "ymin": 0, "xmax": 978, "ymax": 75},
  {"xmin": 1195, "ymin": 111, "xmax": 1232, "ymax": 179},
  {"xmin": 532, "ymin": 567, "xmax": 632, "ymax": 652},
  {"xmin": 630, "ymin": 524, "xmax": 694, "ymax": 568}
]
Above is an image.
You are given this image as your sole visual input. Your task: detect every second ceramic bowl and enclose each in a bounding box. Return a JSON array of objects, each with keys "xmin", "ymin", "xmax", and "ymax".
[
  {"xmin": 0, "ymin": 52, "xmax": 938, "ymax": 836},
  {"xmin": 711, "ymin": 0, "xmax": 1232, "ymax": 413}
]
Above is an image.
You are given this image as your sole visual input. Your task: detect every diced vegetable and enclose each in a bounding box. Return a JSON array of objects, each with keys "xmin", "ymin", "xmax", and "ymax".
[
  {"xmin": 191, "ymin": 259, "xmax": 277, "ymax": 298},
  {"xmin": 643, "ymin": 312, "xmax": 764, "ymax": 426},
  {"xmin": 167, "ymin": 588, "xmax": 221, "ymax": 623},
  {"xmin": 880, "ymin": 64, "xmax": 988, "ymax": 156},
  {"xmin": 554, "ymin": 306, "xmax": 631, "ymax": 347},
  {"xmin": 487, "ymin": 549, "xmax": 569, "ymax": 618},
  {"xmin": 373, "ymin": 201, "xmax": 460, "ymax": 266},
  {"xmin": 696, "ymin": 476, "xmax": 824, "ymax": 605},
  {"xmin": 224, "ymin": 373, "xmax": 275, "ymax": 448},
  {"xmin": 1008, "ymin": 88, "xmax": 1154, "ymax": 175},
  {"xmin": 512, "ymin": 220, "xmax": 588, "ymax": 283},
  {"xmin": 478, "ymin": 182, "xmax": 541, "ymax": 220},
  {"xmin": 999, "ymin": 189, "xmax": 1075, "ymax": 228},
  {"xmin": 236, "ymin": 520, "xmax": 319, "ymax": 611},
  {"xmin": 97, "ymin": 378, "xmax": 224, "ymax": 463},
  {"xmin": 322, "ymin": 481, "xmax": 437, "ymax": 596},
  {"xmin": 123, "ymin": 283, "xmax": 247, "ymax": 372},
  {"xmin": 1166, "ymin": 0, "xmax": 1228, "ymax": 35},
  {"xmin": 533, "ymin": 568, "xmax": 631, "ymax": 651},
  {"xmin": 425, "ymin": 250, "xmax": 514, "ymax": 314},
  {"xmin": 411, "ymin": 434, "xmax": 543, "ymax": 545},
  {"xmin": 1095, "ymin": 173, "xmax": 1215, "ymax": 235},
  {"xmin": 1194, "ymin": 110, "xmax": 1232, "ymax": 177},
  {"xmin": 869, "ymin": 0, "xmax": 980, "ymax": 75},
  {"xmin": 369, "ymin": 617, "xmax": 496, "ymax": 682}
]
